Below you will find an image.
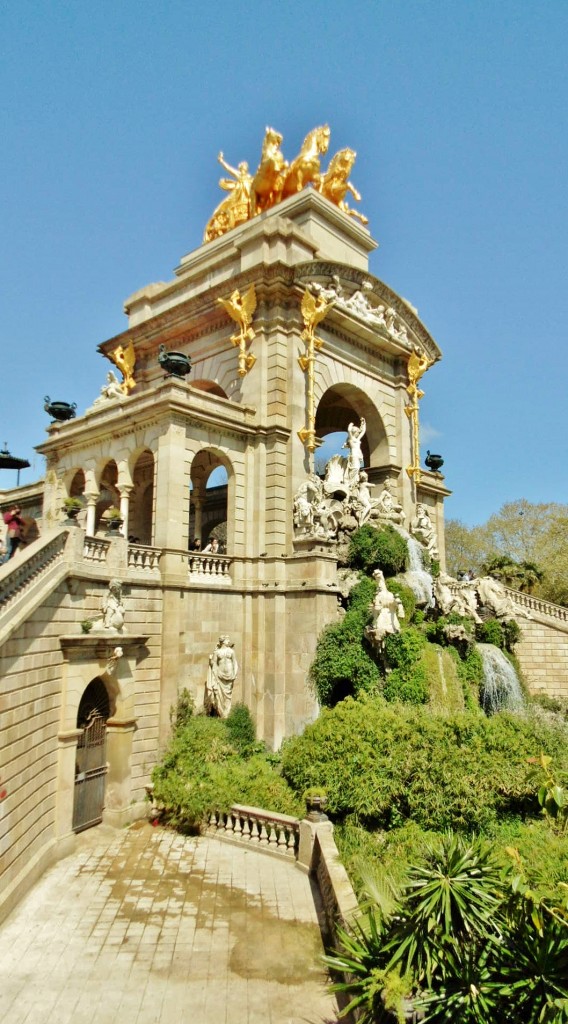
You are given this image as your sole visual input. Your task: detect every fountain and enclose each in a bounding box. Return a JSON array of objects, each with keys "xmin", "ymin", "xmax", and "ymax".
[
  {"xmin": 478, "ymin": 644, "xmax": 524, "ymax": 714},
  {"xmin": 395, "ymin": 530, "xmax": 434, "ymax": 608}
]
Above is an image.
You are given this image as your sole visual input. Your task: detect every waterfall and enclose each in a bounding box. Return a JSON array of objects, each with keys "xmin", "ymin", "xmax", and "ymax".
[
  {"xmin": 478, "ymin": 643, "xmax": 524, "ymax": 714},
  {"xmin": 394, "ymin": 531, "xmax": 434, "ymax": 608}
]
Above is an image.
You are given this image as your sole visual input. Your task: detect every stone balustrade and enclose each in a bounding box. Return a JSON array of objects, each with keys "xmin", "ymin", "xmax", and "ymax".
[
  {"xmin": 127, "ymin": 543, "xmax": 161, "ymax": 572},
  {"xmin": 188, "ymin": 552, "xmax": 232, "ymax": 584},
  {"xmin": 83, "ymin": 536, "xmax": 111, "ymax": 563},
  {"xmin": 508, "ymin": 588, "xmax": 568, "ymax": 624},
  {"xmin": 207, "ymin": 803, "xmax": 300, "ymax": 858},
  {"xmin": 0, "ymin": 530, "xmax": 69, "ymax": 610}
]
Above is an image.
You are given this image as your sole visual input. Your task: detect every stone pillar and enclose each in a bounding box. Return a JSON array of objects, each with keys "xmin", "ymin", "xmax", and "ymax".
[
  {"xmin": 103, "ymin": 718, "xmax": 140, "ymax": 827},
  {"xmin": 119, "ymin": 485, "xmax": 133, "ymax": 540},
  {"xmin": 154, "ymin": 420, "xmax": 189, "ymax": 552},
  {"xmin": 85, "ymin": 493, "xmax": 97, "ymax": 536},
  {"xmin": 192, "ymin": 492, "xmax": 204, "ymax": 545},
  {"xmin": 55, "ymin": 728, "xmax": 83, "ymax": 841}
]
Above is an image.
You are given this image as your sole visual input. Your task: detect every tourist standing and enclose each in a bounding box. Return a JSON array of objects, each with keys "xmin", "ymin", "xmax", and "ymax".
[{"xmin": 2, "ymin": 505, "xmax": 24, "ymax": 562}]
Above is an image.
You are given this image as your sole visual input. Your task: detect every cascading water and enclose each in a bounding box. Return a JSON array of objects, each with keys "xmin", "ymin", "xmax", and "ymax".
[
  {"xmin": 394, "ymin": 528, "xmax": 434, "ymax": 608},
  {"xmin": 478, "ymin": 643, "xmax": 524, "ymax": 714}
]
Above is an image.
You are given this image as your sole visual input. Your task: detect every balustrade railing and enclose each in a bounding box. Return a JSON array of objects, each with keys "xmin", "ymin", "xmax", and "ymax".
[
  {"xmin": 0, "ymin": 530, "xmax": 69, "ymax": 610},
  {"xmin": 448, "ymin": 580, "xmax": 568, "ymax": 625},
  {"xmin": 83, "ymin": 537, "xmax": 111, "ymax": 563},
  {"xmin": 207, "ymin": 803, "xmax": 300, "ymax": 858},
  {"xmin": 127, "ymin": 544, "xmax": 161, "ymax": 572},
  {"xmin": 188, "ymin": 552, "xmax": 232, "ymax": 583}
]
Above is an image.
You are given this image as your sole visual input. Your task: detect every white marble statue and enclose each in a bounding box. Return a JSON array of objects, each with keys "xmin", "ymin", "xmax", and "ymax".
[
  {"xmin": 92, "ymin": 371, "xmax": 124, "ymax": 406},
  {"xmin": 351, "ymin": 471, "xmax": 378, "ymax": 526},
  {"xmin": 476, "ymin": 576, "xmax": 531, "ymax": 621},
  {"xmin": 105, "ymin": 646, "xmax": 123, "ymax": 675},
  {"xmin": 365, "ymin": 569, "xmax": 405, "ymax": 649},
  {"xmin": 410, "ymin": 503, "xmax": 439, "ymax": 560},
  {"xmin": 206, "ymin": 635, "xmax": 238, "ymax": 718},
  {"xmin": 433, "ymin": 572, "xmax": 482, "ymax": 623},
  {"xmin": 101, "ymin": 579, "xmax": 125, "ymax": 632},
  {"xmin": 342, "ymin": 418, "xmax": 366, "ymax": 489},
  {"xmin": 376, "ymin": 478, "xmax": 405, "ymax": 525},
  {"xmin": 310, "ymin": 278, "xmax": 410, "ymax": 342}
]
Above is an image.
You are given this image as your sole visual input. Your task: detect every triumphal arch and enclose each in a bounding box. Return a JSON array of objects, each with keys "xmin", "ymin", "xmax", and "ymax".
[{"xmin": 37, "ymin": 126, "xmax": 447, "ymax": 750}]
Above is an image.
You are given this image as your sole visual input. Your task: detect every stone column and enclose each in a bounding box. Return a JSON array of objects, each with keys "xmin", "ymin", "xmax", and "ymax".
[
  {"xmin": 119, "ymin": 485, "xmax": 133, "ymax": 540},
  {"xmin": 192, "ymin": 491, "xmax": 204, "ymax": 545},
  {"xmin": 55, "ymin": 728, "xmax": 83, "ymax": 844},
  {"xmin": 85, "ymin": 493, "xmax": 98, "ymax": 536},
  {"xmin": 103, "ymin": 718, "xmax": 139, "ymax": 827},
  {"xmin": 154, "ymin": 420, "xmax": 189, "ymax": 552}
]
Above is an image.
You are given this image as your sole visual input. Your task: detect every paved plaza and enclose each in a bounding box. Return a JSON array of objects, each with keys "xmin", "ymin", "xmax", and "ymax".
[{"xmin": 0, "ymin": 822, "xmax": 338, "ymax": 1024}]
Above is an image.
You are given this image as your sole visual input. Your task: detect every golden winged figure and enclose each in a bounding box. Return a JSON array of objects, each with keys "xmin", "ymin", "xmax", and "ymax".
[
  {"xmin": 109, "ymin": 341, "xmax": 136, "ymax": 394},
  {"xmin": 300, "ymin": 288, "xmax": 334, "ymax": 339},
  {"xmin": 407, "ymin": 348, "xmax": 432, "ymax": 388},
  {"xmin": 217, "ymin": 284, "xmax": 257, "ymax": 376}
]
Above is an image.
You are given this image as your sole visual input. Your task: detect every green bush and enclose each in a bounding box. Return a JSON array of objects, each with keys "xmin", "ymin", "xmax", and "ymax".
[
  {"xmin": 347, "ymin": 524, "xmax": 408, "ymax": 577},
  {"xmin": 225, "ymin": 702, "xmax": 259, "ymax": 754},
  {"xmin": 383, "ymin": 664, "xmax": 429, "ymax": 705},
  {"xmin": 170, "ymin": 687, "xmax": 195, "ymax": 732},
  {"xmin": 476, "ymin": 618, "xmax": 505, "ymax": 648},
  {"xmin": 152, "ymin": 715, "xmax": 299, "ymax": 828},
  {"xmin": 309, "ymin": 617, "xmax": 381, "ymax": 706},
  {"xmin": 383, "ymin": 626, "xmax": 426, "ymax": 672},
  {"xmin": 281, "ymin": 698, "xmax": 568, "ymax": 833},
  {"xmin": 385, "ymin": 579, "xmax": 416, "ymax": 623}
]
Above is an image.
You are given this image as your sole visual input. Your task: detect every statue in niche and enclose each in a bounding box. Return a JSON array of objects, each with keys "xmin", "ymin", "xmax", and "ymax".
[
  {"xmin": 376, "ymin": 478, "xmax": 406, "ymax": 526},
  {"xmin": 342, "ymin": 418, "xmax": 366, "ymax": 489},
  {"xmin": 101, "ymin": 579, "xmax": 125, "ymax": 633},
  {"xmin": 410, "ymin": 503, "xmax": 439, "ymax": 560},
  {"xmin": 206, "ymin": 635, "xmax": 238, "ymax": 718},
  {"xmin": 203, "ymin": 153, "xmax": 254, "ymax": 243},
  {"xmin": 365, "ymin": 569, "xmax": 405, "ymax": 649}
]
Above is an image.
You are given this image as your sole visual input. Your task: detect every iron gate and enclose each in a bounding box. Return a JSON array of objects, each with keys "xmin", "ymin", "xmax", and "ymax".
[{"xmin": 73, "ymin": 713, "xmax": 108, "ymax": 833}]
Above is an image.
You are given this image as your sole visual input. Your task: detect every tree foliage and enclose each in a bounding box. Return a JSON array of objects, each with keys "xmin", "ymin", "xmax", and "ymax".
[{"xmin": 445, "ymin": 500, "xmax": 568, "ymax": 606}]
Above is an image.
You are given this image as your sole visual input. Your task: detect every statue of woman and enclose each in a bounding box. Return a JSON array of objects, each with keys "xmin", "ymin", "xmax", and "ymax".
[
  {"xmin": 206, "ymin": 635, "xmax": 238, "ymax": 718},
  {"xmin": 342, "ymin": 418, "xmax": 366, "ymax": 490},
  {"xmin": 365, "ymin": 569, "xmax": 405, "ymax": 649},
  {"xmin": 101, "ymin": 579, "xmax": 125, "ymax": 632},
  {"xmin": 203, "ymin": 153, "xmax": 253, "ymax": 242}
]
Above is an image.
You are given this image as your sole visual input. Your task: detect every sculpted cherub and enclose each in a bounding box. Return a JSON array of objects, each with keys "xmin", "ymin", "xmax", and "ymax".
[{"xmin": 316, "ymin": 148, "xmax": 368, "ymax": 224}]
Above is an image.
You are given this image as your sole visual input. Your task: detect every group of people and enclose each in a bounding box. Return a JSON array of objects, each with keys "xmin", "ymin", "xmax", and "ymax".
[{"xmin": 189, "ymin": 536, "xmax": 223, "ymax": 554}]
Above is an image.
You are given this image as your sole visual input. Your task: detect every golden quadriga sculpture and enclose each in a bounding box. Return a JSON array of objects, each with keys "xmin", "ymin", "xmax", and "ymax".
[{"xmin": 204, "ymin": 125, "xmax": 367, "ymax": 243}]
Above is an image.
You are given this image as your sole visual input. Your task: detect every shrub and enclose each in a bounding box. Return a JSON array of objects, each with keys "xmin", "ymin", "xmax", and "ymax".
[
  {"xmin": 280, "ymin": 698, "xmax": 568, "ymax": 833},
  {"xmin": 309, "ymin": 617, "xmax": 381, "ymax": 706},
  {"xmin": 347, "ymin": 524, "xmax": 408, "ymax": 577},
  {"xmin": 386, "ymin": 579, "xmax": 416, "ymax": 623},
  {"xmin": 170, "ymin": 687, "xmax": 195, "ymax": 732},
  {"xmin": 225, "ymin": 702, "xmax": 259, "ymax": 754},
  {"xmin": 383, "ymin": 627, "xmax": 426, "ymax": 672},
  {"xmin": 383, "ymin": 664, "xmax": 429, "ymax": 705},
  {"xmin": 476, "ymin": 618, "xmax": 505, "ymax": 648}
]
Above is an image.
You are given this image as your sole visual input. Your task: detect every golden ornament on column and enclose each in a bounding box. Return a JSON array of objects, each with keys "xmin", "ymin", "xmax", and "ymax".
[
  {"xmin": 297, "ymin": 289, "xmax": 334, "ymax": 463},
  {"xmin": 108, "ymin": 341, "xmax": 136, "ymax": 394},
  {"xmin": 405, "ymin": 348, "xmax": 433, "ymax": 486},
  {"xmin": 217, "ymin": 284, "xmax": 258, "ymax": 377}
]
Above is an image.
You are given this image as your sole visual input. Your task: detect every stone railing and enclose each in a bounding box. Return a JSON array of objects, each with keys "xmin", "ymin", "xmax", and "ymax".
[
  {"xmin": 127, "ymin": 543, "xmax": 161, "ymax": 572},
  {"xmin": 507, "ymin": 588, "xmax": 568, "ymax": 624},
  {"xmin": 207, "ymin": 804, "xmax": 300, "ymax": 858},
  {"xmin": 83, "ymin": 536, "xmax": 111, "ymax": 564},
  {"xmin": 188, "ymin": 552, "xmax": 232, "ymax": 584},
  {"xmin": 0, "ymin": 529, "xmax": 69, "ymax": 610}
]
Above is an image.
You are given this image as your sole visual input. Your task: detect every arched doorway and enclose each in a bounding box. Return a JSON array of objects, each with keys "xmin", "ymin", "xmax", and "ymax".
[
  {"xmin": 95, "ymin": 460, "xmax": 120, "ymax": 532},
  {"xmin": 72, "ymin": 678, "xmax": 111, "ymax": 833},
  {"xmin": 314, "ymin": 384, "xmax": 389, "ymax": 469},
  {"xmin": 129, "ymin": 449, "xmax": 154, "ymax": 544},
  {"xmin": 189, "ymin": 450, "xmax": 230, "ymax": 551}
]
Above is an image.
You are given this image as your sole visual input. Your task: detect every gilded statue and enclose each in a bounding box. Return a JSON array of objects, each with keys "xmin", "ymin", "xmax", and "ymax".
[
  {"xmin": 109, "ymin": 341, "xmax": 136, "ymax": 394},
  {"xmin": 281, "ymin": 125, "xmax": 330, "ymax": 200},
  {"xmin": 251, "ymin": 127, "xmax": 288, "ymax": 213},
  {"xmin": 203, "ymin": 152, "xmax": 253, "ymax": 243},
  {"xmin": 218, "ymin": 283, "xmax": 257, "ymax": 376},
  {"xmin": 298, "ymin": 288, "xmax": 334, "ymax": 457},
  {"xmin": 405, "ymin": 348, "xmax": 434, "ymax": 484},
  {"xmin": 204, "ymin": 125, "xmax": 368, "ymax": 242},
  {"xmin": 316, "ymin": 148, "xmax": 368, "ymax": 224}
]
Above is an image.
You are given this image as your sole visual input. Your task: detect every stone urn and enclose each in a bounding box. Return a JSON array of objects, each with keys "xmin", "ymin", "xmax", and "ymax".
[
  {"xmin": 425, "ymin": 450, "xmax": 444, "ymax": 473},
  {"xmin": 158, "ymin": 345, "xmax": 192, "ymax": 379},
  {"xmin": 44, "ymin": 397, "xmax": 77, "ymax": 422},
  {"xmin": 304, "ymin": 790, "xmax": 328, "ymax": 822}
]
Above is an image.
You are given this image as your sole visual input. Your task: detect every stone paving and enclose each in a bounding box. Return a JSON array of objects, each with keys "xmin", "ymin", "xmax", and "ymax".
[{"xmin": 0, "ymin": 822, "xmax": 339, "ymax": 1024}]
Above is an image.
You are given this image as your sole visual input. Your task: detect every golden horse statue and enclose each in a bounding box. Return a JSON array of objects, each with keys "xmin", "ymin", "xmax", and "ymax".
[
  {"xmin": 316, "ymin": 148, "xmax": 368, "ymax": 224},
  {"xmin": 281, "ymin": 125, "xmax": 330, "ymax": 200},
  {"xmin": 251, "ymin": 127, "xmax": 288, "ymax": 214}
]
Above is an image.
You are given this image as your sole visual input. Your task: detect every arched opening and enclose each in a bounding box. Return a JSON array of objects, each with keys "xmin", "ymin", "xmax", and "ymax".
[
  {"xmin": 191, "ymin": 379, "xmax": 228, "ymax": 399},
  {"xmin": 314, "ymin": 384, "xmax": 390, "ymax": 471},
  {"xmin": 95, "ymin": 460, "xmax": 119, "ymax": 532},
  {"xmin": 189, "ymin": 450, "xmax": 231, "ymax": 551},
  {"xmin": 129, "ymin": 449, "xmax": 154, "ymax": 544},
  {"xmin": 73, "ymin": 678, "xmax": 111, "ymax": 833},
  {"xmin": 68, "ymin": 468, "xmax": 85, "ymax": 499}
]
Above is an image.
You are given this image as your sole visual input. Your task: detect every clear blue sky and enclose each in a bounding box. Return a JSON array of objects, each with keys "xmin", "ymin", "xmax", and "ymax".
[{"xmin": 1, "ymin": 0, "xmax": 566, "ymax": 525}]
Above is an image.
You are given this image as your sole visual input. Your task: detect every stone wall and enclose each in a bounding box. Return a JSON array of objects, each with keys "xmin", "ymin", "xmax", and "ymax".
[
  {"xmin": 515, "ymin": 610, "xmax": 568, "ymax": 700},
  {"xmin": 0, "ymin": 569, "xmax": 162, "ymax": 923}
]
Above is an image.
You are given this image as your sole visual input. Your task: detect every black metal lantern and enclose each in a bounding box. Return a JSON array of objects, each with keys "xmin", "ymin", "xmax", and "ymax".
[
  {"xmin": 158, "ymin": 345, "xmax": 192, "ymax": 379},
  {"xmin": 0, "ymin": 443, "xmax": 30, "ymax": 485}
]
